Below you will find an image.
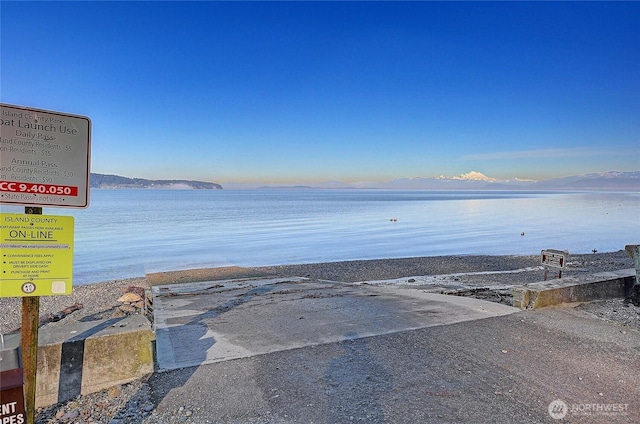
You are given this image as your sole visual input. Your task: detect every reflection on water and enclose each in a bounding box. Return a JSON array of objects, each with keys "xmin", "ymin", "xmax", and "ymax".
[{"xmin": 2, "ymin": 190, "xmax": 638, "ymax": 284}]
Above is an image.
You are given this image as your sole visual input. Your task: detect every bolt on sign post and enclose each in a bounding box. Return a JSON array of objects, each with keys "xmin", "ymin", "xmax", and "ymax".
[
  {"xmin": 541, "ymin": 249, "xmax": 568, "ymax": 280},
  {"xmin": 1, "ymin": 104, "xmax": 91, "ymax": 424}
]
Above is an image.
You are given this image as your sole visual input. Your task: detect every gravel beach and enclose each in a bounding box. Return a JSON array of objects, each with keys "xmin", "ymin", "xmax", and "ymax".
[
  {"xmin": 2, "ymin": 250, "xmax": 635, "ymax": 336},
  {"xmin": 1, "ymin": 251, "xmax": 637, "ymax": 423}
]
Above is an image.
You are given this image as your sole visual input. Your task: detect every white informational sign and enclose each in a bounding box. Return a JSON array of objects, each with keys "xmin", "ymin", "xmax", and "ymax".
[
  {"xmin": 0, "ymin": 103, "xmax": 91, "ymax": 208},
  {"xmin": 540, "ymin": 249, "xmax": 568, "ymax": 269}
]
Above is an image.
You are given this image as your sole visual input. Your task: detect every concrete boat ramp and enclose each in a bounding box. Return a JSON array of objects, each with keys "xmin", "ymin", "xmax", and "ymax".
[{"xmin": 152, "ymin": 277, "xmax": 517, "ymax": 371}]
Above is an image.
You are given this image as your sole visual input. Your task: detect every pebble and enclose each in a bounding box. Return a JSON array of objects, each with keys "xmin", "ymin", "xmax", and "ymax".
[{"xmin": 36, "ymin": 379, "xmax": 154, "ymax": 424}]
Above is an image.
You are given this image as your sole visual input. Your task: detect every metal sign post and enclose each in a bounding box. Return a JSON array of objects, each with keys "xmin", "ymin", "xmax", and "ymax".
[{"xmin": 541, "ymin": 249, "xmax": 568, "ymax": 280}]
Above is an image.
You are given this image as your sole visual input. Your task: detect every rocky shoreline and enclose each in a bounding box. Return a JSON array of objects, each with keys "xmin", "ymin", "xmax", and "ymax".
[{"xmin": 0, "ymin": 251, "xmax": 637, "ymax": 423}]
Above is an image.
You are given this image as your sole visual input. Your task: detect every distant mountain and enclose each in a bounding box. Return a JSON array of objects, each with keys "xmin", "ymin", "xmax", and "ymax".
[
  {"xmin": 90, "ymin": 173, "xmax": 223, "ymax": 189},
  {"xmin": 376, "ymin": 175, "xmax": 500, "ymax": 190},
  {"xmin": 92, "ymin": 171, "xmax": 639, "ymax": 191},
  {"xmin": 379, "ymin": 171, "xmax": 640, "ymax": 191},
  {"xmin": 221, "ymin": 170, "xmax": 640, "ymax": 191},
  {"xmin": 444, "ymin": 171, "xmax": 498, "ymax": 182},
  {"xmin": 531, "ymin": 171, "xmax": 640, "ymax": 191}
]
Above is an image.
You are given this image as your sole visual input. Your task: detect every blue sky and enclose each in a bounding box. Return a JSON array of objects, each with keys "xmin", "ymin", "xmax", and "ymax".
[{"xmin": 2, "ymin": 1, "xmax": 639, "ymax": 184}]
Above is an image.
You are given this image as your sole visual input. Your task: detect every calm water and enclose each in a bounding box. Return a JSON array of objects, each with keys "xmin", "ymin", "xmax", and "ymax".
[{"xmin": 3, "ymin": 189, "xmax": 639, "ymax": 284}]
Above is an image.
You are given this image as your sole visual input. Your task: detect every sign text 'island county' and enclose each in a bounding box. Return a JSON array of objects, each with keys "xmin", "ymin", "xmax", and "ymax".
[{"xmin": 0, "ymin": 213, "xmax": 74, "ymax": 297}]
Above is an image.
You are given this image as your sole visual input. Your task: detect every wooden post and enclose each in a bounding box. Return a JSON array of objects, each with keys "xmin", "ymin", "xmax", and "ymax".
[{"xmin": 22, "ymin": 206, "xmax": 42, "ymax": 424}]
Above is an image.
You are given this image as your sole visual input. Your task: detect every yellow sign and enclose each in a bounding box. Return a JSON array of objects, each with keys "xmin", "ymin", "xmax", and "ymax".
[{"xmin": 0, "ymin": 213, "xmax": 74, "ymax": 297}]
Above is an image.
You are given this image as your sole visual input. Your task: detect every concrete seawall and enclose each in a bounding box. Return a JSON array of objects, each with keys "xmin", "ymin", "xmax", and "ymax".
[
  {"xmin": 3, "ymin": 314, "xmax": 154, "ymax": 408},
  {"xmin": 38, "ymin": 314, "xmax": 154, "ymax": 407},
  {"xmin": 512, "ymin": 269, "xmax": 635, "ymax": 309}
]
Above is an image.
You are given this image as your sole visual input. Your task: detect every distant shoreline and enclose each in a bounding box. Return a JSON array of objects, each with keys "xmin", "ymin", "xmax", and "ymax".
[
  {"xmin": 89, "ymin": 171, "xmax": 640, "ymax": 191},
  {"xmin": 90, "ymin": 173, "xmax": 222, "ymax": 190},
  {"xmin": 90, "ymin": 186, "xmax": 640, "ymax": 192}
]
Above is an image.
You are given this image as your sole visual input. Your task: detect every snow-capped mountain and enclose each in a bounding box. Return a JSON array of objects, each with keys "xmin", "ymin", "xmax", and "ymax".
[
  {"xmin": 346, "ymin": 171, "xmax": 640, "ymax": 190},
  {"xmin": 220, "ymin": 171, "xmax": 640, "ymax": 190},
  {"xmin": 441, "ymin": 171, "xmax": 498, "ymax": 182}
]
